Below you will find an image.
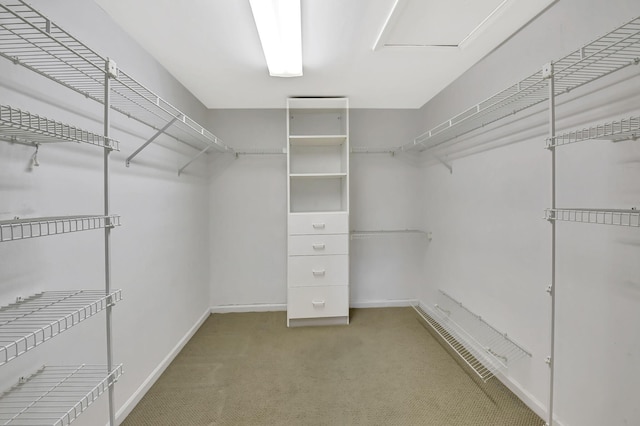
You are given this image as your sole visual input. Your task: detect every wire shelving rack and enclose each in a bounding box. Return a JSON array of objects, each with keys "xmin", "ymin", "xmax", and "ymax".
[
  {"xmin": 0, "ymin": 105, "xmax": 120, "ymax": 150},
  {"xmin": 0, "ymin": 215, "xmax": 121, "ymax": 242},
  {"xmin": 0, "ymin": 364, "xmax": 123, "ymax": 426},
  {"xmin": 0, "ymin": 1, "xmax": 232, "ymax": 172},
  {"xmin": 0, "ymin": 290, "xmax": 122, "ymax": 366},
  {"xmin": 414, "ymin": 290, "xmax": 531, "ymax": 382},
  {"xmin": 546, "ymin": 115, "xmax": 639, "ymax": 148},
  {"xmin": 545, "ymin": 208, "xmax": 640, "ymax": 227},
  {"xmin": 397, "ymin": 16, "xmax": 640, "ymax": 158}
]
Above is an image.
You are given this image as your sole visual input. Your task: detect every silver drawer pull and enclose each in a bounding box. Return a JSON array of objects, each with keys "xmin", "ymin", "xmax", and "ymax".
[
  {"xmin": 312, "ymin": 300, "xmax": 325, "ymax": 308},
  {"xmin": 312, "ymin": 223, "xmax": 326, "ymax": 229},
  {"xmin": 312, "ymin": 269, "xmax": 326, "ymax": 276},
  {"xmin": 312, "ymin": 243, "xmax": 325, "ymax": 250}
]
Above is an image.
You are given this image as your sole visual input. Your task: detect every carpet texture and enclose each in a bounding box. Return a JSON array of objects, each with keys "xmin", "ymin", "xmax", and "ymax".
[{"xmin": 122, "ymin": 308, "xmax": 544, "ymax": 425}]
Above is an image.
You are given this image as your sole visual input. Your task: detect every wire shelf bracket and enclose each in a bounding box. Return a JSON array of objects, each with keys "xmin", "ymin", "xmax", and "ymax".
[
  {"xmin": 414, "ymin": 290, "xmax": 531, "ymax": 382},
  {"xmin": 125, "ymin": 117, "xmax": 178, "ymax": 167},
  {"xmin": 0, "ymin": 215, "xmax": 121, "ymax": 242},
  {"xmin": 0, "ymin": 364, "xmax": 123, "ymax": 426},
  {"xmin": 546, "ymin": 115, "xmax": 640, "ymax": 148},
  {"xmin": 0, "ymin": 105, "xmax": 119, "ymax": 151},
  {"xmin": 0, "ymin": 290, "xmax": 122, "ymax": 366},
  {"xmin": 545, "ymin": 208, "xmax": 640, "ymax": 227}
]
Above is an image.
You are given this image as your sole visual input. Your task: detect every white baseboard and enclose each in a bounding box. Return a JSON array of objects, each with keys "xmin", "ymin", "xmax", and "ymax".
[
  {"xmin": 210, "ymin": 303, "xmax": 287, "ymax": 313},
  {"xmin": 350, "ymin": 299, "xmax": 418, "ymax": 308},
  {"xmin": 112, "ymin": 308, "xmax": 210, "ymax": 425},
  {"xmin": 210, "ymin": 299, "xmax": 418, "ymax": 314}
]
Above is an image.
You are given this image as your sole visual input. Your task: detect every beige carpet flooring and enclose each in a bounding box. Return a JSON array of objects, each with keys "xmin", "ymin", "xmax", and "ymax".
[{"xmin": 122, "ymin": 307, "xmax": 544, "ymax": 426}]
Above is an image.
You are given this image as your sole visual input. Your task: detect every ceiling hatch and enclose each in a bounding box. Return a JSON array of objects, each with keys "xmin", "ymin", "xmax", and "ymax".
[{"xmin": 374, "ymin": 0, "xmax": 511, "ymax": 49}]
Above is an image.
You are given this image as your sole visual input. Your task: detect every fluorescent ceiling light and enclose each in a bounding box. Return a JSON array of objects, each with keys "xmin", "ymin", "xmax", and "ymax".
[{"xmin": 249, "ymin": 0, "xmax": 302, "ymax": 77}]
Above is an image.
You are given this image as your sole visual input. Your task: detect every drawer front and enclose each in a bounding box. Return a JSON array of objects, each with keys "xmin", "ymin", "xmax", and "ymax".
[
  {"xmin": 288, "ymin": 286, "xmax": 348, "ymax": 319},
  {"xmin": 288, "ymin": 213, "xmax": 348, "ymax": 235},
  {"xmin": 288, "ymin": 255, "xmax": 348, "ymax": 286},
  {"xmin": 288, "ymin": 234, "xmax": 348, "ymax": 256}
]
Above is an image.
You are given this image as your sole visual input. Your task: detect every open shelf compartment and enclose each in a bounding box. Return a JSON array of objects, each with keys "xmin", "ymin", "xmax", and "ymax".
[
  {"xmin": 0, "ymin": 105, "xmax": 119, "ymax": 150},
  {"xmin": 0, "ymin": 290, "xmax": 122, "ymax": 366},
  {"xmin": 0, "ymin": 215, "xmax": 121, "ymax": 242},
  {"xmin": 0, "ymin": 364, "xmax": 123, "ymax": 426},
  {"xmin": 414, "ymin": 290, "xmax": 531, "ymax": 382},
  {"xmin": 398, "ymin": 16, "xmax": 640, "ymax": 156}
]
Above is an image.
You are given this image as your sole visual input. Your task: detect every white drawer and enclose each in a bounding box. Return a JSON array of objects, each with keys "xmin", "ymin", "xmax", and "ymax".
[
  {"xmin": 288, "ymin": 286, "xmax": 348, "ymax": 319},
  {"xmin": 288, "ymin": 234, "xmax": 348, "ymax": 256},
  {"xmin": 288, "ymin": 255, "xmax": 348, "ymax": 286},
  {"xmin": 288, "ymin": 212, "xmax": 348, "ymax": 235}
]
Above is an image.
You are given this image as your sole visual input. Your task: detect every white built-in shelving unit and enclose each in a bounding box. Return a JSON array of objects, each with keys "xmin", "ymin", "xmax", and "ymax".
[
  {"xmin": 287, "ymin": 97, "xmax": 350, "ymax": 327},
  {"xmin": 0, "ymin": 0, "xmax": 231, "ymax": 423},
  {"xmin": 401, "ymin": 15, "xmax": 640, "ymax": 426}
]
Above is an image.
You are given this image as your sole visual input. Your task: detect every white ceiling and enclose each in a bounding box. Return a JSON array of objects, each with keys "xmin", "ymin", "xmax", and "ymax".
[{"xmin": 94, "ymin": 0, "xmax": 554, "ymax": 109}]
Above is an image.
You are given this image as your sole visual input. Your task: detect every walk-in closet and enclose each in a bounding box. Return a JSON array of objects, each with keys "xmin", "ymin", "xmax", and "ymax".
[{"xmin": 0, "ymin": 1, "xmax": 638, "ymax": 425}]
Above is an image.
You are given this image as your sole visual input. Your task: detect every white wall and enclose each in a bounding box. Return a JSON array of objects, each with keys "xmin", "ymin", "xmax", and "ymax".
[
  {"xmin": 417, "ymin": 1, "xmax": 640, "ymax": 425},
  {"xmin": 207, "ymin": 109, "xmax": 424, "ymax": 309},
  {"xmin": 0, "ymin": 1, "xmax": 212, "ymax": 424}
]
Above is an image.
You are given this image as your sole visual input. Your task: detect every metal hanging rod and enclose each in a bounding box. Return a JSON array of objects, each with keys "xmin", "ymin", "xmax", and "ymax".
[
  {"xmin": 0, "ymin": 1, "xmax": 233, "ymax": 172},
  {"xmin": 397, "ymin": 16, "xmax": 640, "ymax": 156},
  {"xmin": 0, "ymin": 364, "xmax": 123, "ymax": 426},
  {"xmin": 0, "ymin": 215, "xmax": 121, "ymax": 242},
  {"xmin": 234, "ymin": 148, "xmax": 286, "ymax": 156},
  {"xmin": 547, "ymin": 115, "xmax": 640, "ymax": 148},
  {"xmin": 0, "ymin": 290, "xmax": 122, "ymax": 366},
  {"xmin": 350, "ymin": 229, "xmax": 429, "ymax": 239},
  {"xmin": 0, "ymin": 104, "xmax": 119, "ymax": 150},
  {"xmin": 350, "ymin": 147, "xmax": 395, "ymax": 155},
  {"xmin": 545, "ymin": 208, "xmax": 640, "ymax": 227}
]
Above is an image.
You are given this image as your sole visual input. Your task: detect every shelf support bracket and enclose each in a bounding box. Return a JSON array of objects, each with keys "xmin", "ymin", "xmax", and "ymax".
[
  {"xmin": 178, "ymin": 144, "xmax": 213, "ymax": 176},
  {"xmin": 432, "ymin": 153, "xmax": 453, "ymax": 174},
  {"xmin": 126, "ymin": 117, "xmax": 178, "ymax": 167}
]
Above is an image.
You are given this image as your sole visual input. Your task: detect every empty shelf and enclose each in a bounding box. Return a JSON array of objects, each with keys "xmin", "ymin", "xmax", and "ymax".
[
  {"xmin": 547, "ymin": 115, "xmax": 640, "ymax": 148},
  {"xmin": 0, "ymin": 364, "xmax": 123, "ymax": 426},
  {"xmin": 414, "ymin": 290, "xmax": 531, "ymax": 382},
  {"xmin": 0, "ymin": 105, "xmax": 119, "ymax": 150},
  {"xmin": 0, "ymin": 290, "xmax": 122, "ymax": 366},
  {"xmin": 289, "ymin": 135, "xmax": 347, "ymax": 146},
  {"xmin": 545, "ymin": 208, "xmax": 640, "ymax": 227},
  {"xmin": 0, "ymin": 215, "xmax": 121, "ymax": 242},
  {"xmin": 398, "ymin": 16, "xmax": 640, "ymax": 155},
  {"xmin": 0, "ymin": 1, "xmax": 230, "ymax": 155}
]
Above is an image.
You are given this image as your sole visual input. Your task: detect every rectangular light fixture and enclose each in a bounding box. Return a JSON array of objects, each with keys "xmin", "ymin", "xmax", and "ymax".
[{"xmin": 249, "ymin": 0, "xmax": 302, "ymax": 77}]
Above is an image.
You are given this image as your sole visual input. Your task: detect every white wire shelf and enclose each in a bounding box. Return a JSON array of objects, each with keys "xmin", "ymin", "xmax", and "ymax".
[
  {"xmin": 350, "ymin": 229, "xmax": 429, "ymax": 240},
  {"xmin": 0, "ymin": 1, "xmax": 231, "ymax": 157},
  {"xmin": 545, "ymin": 208, "xmax": 640, "ymax": 227},
  {"xmin": 0, "ymin": 215, "xmax": 121, "ymax": 242},
  {"xmin": 414, "ymin": 290, "xmax": 531, "ymax": 382},
  {"xmin": 0, "ymin": 105, "xmax": 119, "ymax": 150},
  {"xmin": 0, "ymin": 290, "xmax": 122, "ymax": 366},
  {"xmin": 547, "ymin": 115, "xmax": 640, "ymax": 148},
  {"xmin": 397, "ymin": 16, "xmax": 640, "ymax": 156},
  {"xmin": 0, "ymin": 364, "xmax": 123, "ymax": 426}
]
